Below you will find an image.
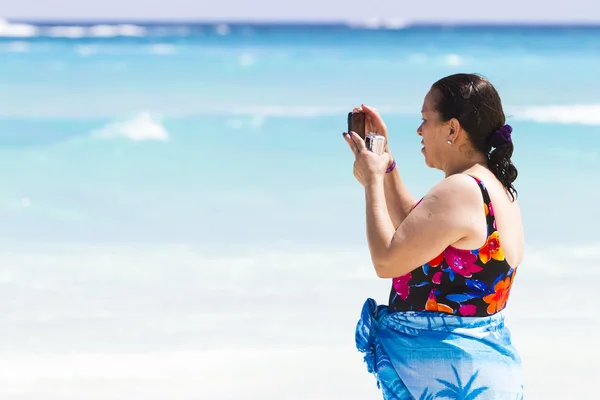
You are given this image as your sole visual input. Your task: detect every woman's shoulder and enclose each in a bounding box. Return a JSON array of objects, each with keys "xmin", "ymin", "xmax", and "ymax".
[
  {"xmin": 427, "ymin": 171, "xmax": 517, "ymax": 206},
  {"xmin": 418, "ymin": 173, "xmax": 497, "ymax": 234},
  {"xmin": 428, "ymin": 171, "xmax": 524, "ymax": 266},
  {"xmin": 423, "ymin": 173, "xmax": 486, "ymax": 210}
]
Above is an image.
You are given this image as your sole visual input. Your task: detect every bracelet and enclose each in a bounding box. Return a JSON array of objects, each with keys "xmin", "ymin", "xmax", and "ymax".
[{"xmin": 386, "ymin": 159, "xmax": 396, "ymax": 173}]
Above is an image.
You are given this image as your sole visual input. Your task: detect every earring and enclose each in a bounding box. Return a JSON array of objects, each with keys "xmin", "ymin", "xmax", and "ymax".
[{"xmin": 447, "ymin": 140, "xmax": 452, "ymax": 145}]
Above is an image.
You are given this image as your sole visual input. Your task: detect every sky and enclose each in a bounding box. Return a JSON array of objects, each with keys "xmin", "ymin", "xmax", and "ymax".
[{"xmin": 1, "ymin": 0, "xmax": 599, "ymax": 23}]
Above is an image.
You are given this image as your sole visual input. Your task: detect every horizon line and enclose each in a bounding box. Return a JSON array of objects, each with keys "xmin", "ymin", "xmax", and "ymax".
[{"xmin": 4, "ymin": 17, "xmax": 600, "ymax": 28}]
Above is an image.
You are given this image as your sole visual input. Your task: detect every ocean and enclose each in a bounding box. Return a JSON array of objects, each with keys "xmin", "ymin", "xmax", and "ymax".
[{"xmin": 0, "ymin": 20, "xmax": 598, "ymax": 399}]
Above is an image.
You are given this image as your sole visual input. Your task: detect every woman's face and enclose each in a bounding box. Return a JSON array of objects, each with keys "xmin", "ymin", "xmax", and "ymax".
[{"xmin": 417, "ymin": 90, "xmax": 449, "ymax": 169}]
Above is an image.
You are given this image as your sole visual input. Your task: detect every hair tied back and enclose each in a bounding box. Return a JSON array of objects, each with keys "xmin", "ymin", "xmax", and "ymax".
[{"xmin": 488, "ymin": 124, "xmax": 512, "ymax": 148}]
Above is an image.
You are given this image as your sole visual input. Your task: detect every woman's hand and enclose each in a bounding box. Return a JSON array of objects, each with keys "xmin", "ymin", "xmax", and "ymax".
[
  {"xmin": 353, "ymin": 104, "xmax": 389, "ymax": 151},
  {"xmin": 343, "ymin": 131, "xmax": 391, "ymax": 187}
]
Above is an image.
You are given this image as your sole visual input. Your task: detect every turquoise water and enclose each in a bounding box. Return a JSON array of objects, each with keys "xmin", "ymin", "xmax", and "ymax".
[
  {"xmin": 1, "ymin": 23, "xmax": 599, "ymax": 247},
  {"xmin": 0, "ymin": 22, "xmax": 599, "ymax": 399}
]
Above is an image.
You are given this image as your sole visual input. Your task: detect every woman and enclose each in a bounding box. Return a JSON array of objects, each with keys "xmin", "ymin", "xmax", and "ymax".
[{"xmin": 343, "ymin": 73, "xmax": 524, "ymax": 400}]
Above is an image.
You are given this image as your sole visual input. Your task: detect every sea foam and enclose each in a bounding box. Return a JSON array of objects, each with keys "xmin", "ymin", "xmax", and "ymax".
[
  {"xmin": 512, "ymin": 104, "xmax": 600, "ymax": 126},
  {"xmin": 0, "ymin": 242, "xmax": 597, "ymax": 399}
]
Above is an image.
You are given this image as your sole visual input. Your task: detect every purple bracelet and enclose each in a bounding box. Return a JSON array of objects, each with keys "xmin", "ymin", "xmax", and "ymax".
[{"xmin": 386, "ymin": 159, "xmax": 396, "ymax": 173}]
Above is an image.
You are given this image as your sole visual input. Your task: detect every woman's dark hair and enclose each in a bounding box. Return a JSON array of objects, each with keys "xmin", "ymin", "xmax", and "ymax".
[{"xmin": 431, "ymin": 73, "xmax": 518, "ymax": 201}]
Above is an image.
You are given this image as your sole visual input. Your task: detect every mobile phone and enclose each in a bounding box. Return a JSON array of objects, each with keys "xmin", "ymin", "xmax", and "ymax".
[{"xmin": 347, "ymin": 111, "xmax": 366, "ymax": 140}]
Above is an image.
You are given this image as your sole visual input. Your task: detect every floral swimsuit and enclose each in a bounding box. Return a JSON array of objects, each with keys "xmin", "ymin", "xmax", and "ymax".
[{"xmin": 388, "ymin": 175, "xmax": 517, "ymax": 317}]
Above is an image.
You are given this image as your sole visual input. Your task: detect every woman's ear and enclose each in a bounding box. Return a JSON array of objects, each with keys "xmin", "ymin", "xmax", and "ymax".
[{"xmin": 447, "ymin": 118, "xmax": 461, "ymax": 144}]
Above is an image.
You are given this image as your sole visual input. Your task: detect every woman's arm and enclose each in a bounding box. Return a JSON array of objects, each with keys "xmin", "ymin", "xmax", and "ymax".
[
  {"xmin": 365, "ymin": 174, "xmax": 482, "ymax": 278},
  {"xmin": 383, "ymin": 156, "xmax": 418, "ymax": 228},
  {"xmin": 343, "ymin": 128, "xmax": 483, "ymax": 280},
  {"xmin": 359, "ymin": 105, "xmax": 418, "ymax": 227}
]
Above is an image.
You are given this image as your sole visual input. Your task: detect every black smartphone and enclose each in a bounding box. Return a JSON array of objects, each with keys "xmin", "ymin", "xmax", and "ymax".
[{"xmin": 347, "ymin": 111, "xmax": 366, "ymax": 140}]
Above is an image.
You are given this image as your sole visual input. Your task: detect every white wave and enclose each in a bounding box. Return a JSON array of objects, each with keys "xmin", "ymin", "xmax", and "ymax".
[
  {"xmin": 0, "ymin": 341, "xmax": 597, "ymax": 400},
  {"xmin": 0, "ymin": 348, "xmax": 339, "ymax": 380},
  {"xmin": 444, "ymin": 54, "xmax": 463, "ymax": 66},
  {"xmin": 91, "ymin": 112, "xmax": 170, "ymax": 142},
  {"xmin": 0, "ymin": 21, "xmax": 147, "ymax": 38},
  {"xmin": 383, "ymin": 18, "xmax": 409, "ymax": 29},
  {"xmin": 47, "ymin": 26, "xmax": 86, "ymax": 38},
  {"xmin": 0, "ymin": 18, "xmax": 37, "ymax": 37},
  {"xmin": 149, "ymin": 44, "xmax": 176, "ymax": 55},
  {"xmin": 88, "ymin": 24, "xmax": 146, "ymax": 37},
  {"xmin": 0, "ymin": 347, "xmax": 374, "ymax": 399},
  {"xmin": 0, "ymin": 241, "xmax": 596, "ymax": 290},
  {"xmin": 0, "ymin": 242, "xmax": 596, "ymax": 400},
  {"xmin": 520, "ymin": 242, "xmax": 600, "ymax": 278},
  {"xmin": 348, "ymin": 18, "xmax": 384, "ymax": 29},
  {"xmin": 347, "ymin": 18, "xmax": 408, "ymax": 30},
  {"xmin": 512, "ymin": 104, "xmax": 600, "ymax": 125}
]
